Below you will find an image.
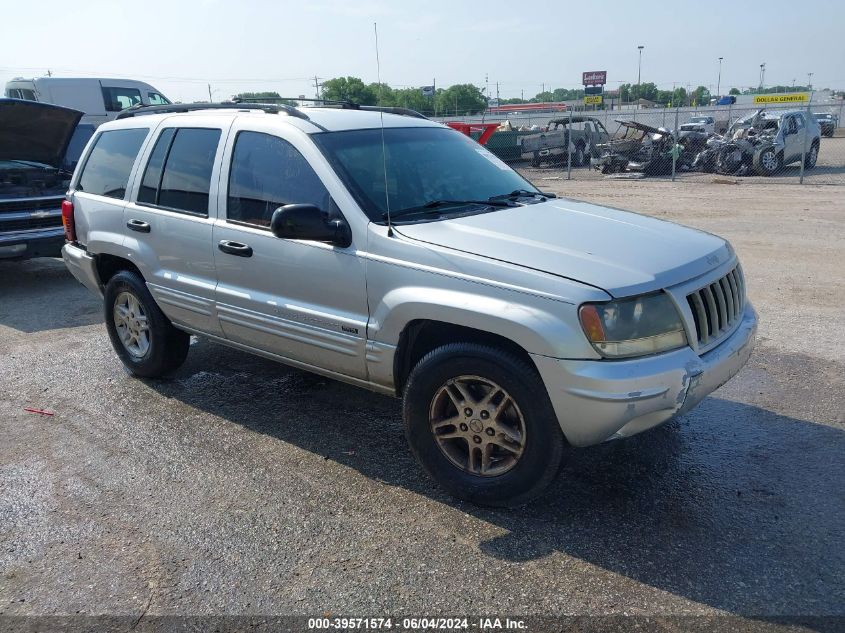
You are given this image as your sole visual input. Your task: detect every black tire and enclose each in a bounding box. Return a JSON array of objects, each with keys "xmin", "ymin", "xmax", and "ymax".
[
  {"xmin": 804, "ymin": 141, "xmax": 819, "ymax": 169},
  {"xmin": 103, "ymin": 271, "xmax": 189, "ymax": 378},
  {"xmin": 755, "ymin": 147, "xmax": 782, "ymax": 176},
  {"xmin": 530, "ymin": 154, "xmax": 541, "ymax": 168},
  {"xmin": 403, "ymin": 343, "xmax": 565, "ymax": 507}
]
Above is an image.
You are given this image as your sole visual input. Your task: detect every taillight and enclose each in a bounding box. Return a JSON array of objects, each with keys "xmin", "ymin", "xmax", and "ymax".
[{"xmin": 61, "ymin": 199, "xmax": 76, "ymax": 242}]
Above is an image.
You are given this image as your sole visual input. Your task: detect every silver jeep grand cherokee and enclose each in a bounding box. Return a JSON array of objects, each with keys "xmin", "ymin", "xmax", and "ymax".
[{"xmin": 62, "ymin": 102, "xmax": 757, "ymax": 506}]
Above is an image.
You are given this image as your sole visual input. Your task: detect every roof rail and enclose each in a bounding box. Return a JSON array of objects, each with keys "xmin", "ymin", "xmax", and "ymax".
[
  {"xmin": 115, "ymin": 102, "xmax": 310, "ymax": 121},
  {"xmin": 357, "ymin": 105, "xmax": 428, "ymax": 120},
  {"xmin": 236, "ymin": 97, "xmax": 428, "ymax": 120}
]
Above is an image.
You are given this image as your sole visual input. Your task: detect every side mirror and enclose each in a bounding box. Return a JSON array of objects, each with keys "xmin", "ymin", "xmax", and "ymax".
[{"xmin": 270, "ymin": 204, "xmax": 352, "ymax": 248}]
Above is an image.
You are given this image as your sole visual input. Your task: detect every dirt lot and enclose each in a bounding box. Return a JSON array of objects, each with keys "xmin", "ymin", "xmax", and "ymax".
[{"xmin": 1, "ymin": 179, "xmax": 843, "ymax": 629}]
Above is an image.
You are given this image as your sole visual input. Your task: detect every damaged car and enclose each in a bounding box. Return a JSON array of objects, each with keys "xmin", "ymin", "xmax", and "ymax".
[
  {"xmin": 590, "ymin": 119, "xmax": 706, "ymax": 176},
  {"xmin": 520, "ymin": 116, "xmax": 610, "ymax": 167},
  {"xmin": 692, "ymin": 109, "xmax": 821, "ymax": 176},
  {"xmin": 1, "ymin": 98, "xmax": 91, "ymax": 260}
]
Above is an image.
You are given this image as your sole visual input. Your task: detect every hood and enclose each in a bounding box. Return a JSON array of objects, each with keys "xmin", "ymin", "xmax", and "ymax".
[
  {"xmin": 0, "ymin": 99, "xmax": 84, "ymax": 168},
  {"xmin": 396, "ymin": 199, "xmax": 732, "ymax": 297}
]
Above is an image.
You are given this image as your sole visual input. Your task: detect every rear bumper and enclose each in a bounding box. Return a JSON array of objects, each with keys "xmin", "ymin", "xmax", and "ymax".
[
  {"xmin": 0, "ymin": 227, "xmax": 65, "ymax": 260},
  {"xmin": 532, "ymin": 303, "xmax": 757, "ymax": 447},
  {"xmin": 61, "ymin": 242, "xmax": 103, "ymax": 298}
]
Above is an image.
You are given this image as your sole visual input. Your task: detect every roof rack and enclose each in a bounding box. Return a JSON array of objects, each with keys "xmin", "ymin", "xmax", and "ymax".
[
  {"xmin": 235, "ymin": 97, "xmax": 428, "ymax": 120},
  {"xmin": 115, "ymin": 102, "xmax": 310, "ymax": 121}
]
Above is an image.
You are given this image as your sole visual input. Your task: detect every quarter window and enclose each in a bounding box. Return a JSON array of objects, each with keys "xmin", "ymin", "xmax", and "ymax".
[
  {"xmin": 227, "ymin": 131, "xmax": 331, "ymax": 227},
  {"xmin": 137, "ymin": 128, "xmax": 220, "ymax": 215},
  {"xmin": 147, "ymin": 92, "xmax": 170, "ymax": 105},
  {"xmin": 102, "ymin": 86, "xmax": 142, "ymax": 112},
  {"xmin": 77, "ymin": 129, "xmax": 148, "ymax": 199}
]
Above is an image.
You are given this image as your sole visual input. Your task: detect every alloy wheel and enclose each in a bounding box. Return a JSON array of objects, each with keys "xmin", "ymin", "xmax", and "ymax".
[
  {"xmin": 113, "ymin": 291, "xmax": 150, "ymax": 358},
  {"xmin": 429, "ymin": 375, "xmax": 526, "ymax": 477}
]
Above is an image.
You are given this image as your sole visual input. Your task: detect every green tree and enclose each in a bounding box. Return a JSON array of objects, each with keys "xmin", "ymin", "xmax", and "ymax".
[
  {"xmin": 367, "ymin": 82, "xmax": 396, "ymax": 107},
  {"xmin": 690, "ymin": 85, "xmax": 711, "ymax": 106},
  {"xmin": 729, "ymin": 87, "xmax": 741, "ymax": 95},
  {"xmin": 321, "ymin": 77, "xmax": 377, "ymax": 105},
  {"xmin": 392, "ymin": 87, "xmax": 435, "ymax": 114},
  {"xmin": 435, "ymin": 84, "xmax": 486, "ymax": 115},
  {"xmin": 235, "ymin": 91, "xmax": 297, "ymax": 106}
]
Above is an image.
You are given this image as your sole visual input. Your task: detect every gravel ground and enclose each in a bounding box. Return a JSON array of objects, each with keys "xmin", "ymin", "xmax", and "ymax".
[{"xmin": 1, "ymin": 179, "xmax": 843, "ymax": 629}]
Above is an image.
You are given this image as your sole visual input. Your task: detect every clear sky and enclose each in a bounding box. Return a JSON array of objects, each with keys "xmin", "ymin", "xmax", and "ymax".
[{"xmin": 2, "ymin": 0, "xmax": 842, "ymax": 102}]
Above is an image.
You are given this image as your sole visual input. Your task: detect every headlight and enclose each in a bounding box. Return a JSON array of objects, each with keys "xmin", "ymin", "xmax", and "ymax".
[{"xmin": 579, "ymin": 293, "xmax": 687, "ymax": 358}]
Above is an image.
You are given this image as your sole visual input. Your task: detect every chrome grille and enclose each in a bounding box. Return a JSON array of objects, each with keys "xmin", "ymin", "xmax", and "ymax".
[{"xmin": 686, "ymin": 266, "xmax": 745, "ymax": 348}]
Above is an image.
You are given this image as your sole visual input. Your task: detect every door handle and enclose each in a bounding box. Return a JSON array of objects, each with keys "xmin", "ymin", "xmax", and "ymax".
[
  {"xmin": 126, "ymin": 219, "xmax": 151, "ymax": 233},
  {"xmin": 218, "ymin": 240, "xmax": 253, "ymax": 257}
]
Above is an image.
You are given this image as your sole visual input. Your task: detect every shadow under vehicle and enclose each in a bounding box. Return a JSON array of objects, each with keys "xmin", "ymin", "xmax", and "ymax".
[
  {"xmin": 692, "ymin": 109, "xmax": 821, "ymax": 176},
  {"xmin": 520, "ymin": 116, "xmax": 610, "ymax": 167}
]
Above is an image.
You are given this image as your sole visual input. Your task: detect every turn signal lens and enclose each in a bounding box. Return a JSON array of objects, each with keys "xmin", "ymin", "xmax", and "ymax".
[{"xmin": 578, "ymin": 304, "xmax": 606, "ymax": 342}]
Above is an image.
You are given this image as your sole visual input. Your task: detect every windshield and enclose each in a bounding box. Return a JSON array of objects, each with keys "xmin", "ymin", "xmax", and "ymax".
[{"xmin": 313, "ymin": 126, "xmax": 537, "ymax": 223}]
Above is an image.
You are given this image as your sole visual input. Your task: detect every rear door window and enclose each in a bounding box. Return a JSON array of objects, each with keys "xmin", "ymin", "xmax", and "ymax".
[
  {"xmin": 77, "ymin": 128, "xmax": 149, "ymax": 198},
  {"xmin": 137, "ymin": 128, "xmax": 221, "ymax": 215},
  {"xmin": 102, "ymin": 86, "xmax": 142, "ymax": 112}
]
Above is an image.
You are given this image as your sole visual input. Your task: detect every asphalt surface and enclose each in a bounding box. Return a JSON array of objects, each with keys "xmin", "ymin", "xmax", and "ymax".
[{"xmin": 1, "ymin": 181, "xmax": 843, "ymax": 629}]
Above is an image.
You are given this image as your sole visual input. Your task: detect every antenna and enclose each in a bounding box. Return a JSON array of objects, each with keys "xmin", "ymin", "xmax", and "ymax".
[{"xmin": 374, "ymin": 21, "xmax": 393, "ymax": 237}]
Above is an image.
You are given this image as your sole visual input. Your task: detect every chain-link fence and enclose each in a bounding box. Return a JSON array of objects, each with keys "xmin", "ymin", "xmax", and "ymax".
[{"xmin": 439, "ymin": 101, "xmax": 845, "ymax": 185}]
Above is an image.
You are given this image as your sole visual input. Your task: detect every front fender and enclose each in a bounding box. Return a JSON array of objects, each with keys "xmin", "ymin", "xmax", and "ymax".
[{"xmin": 366, "ymin": 285, "xmax": 602, "ymax": 389}]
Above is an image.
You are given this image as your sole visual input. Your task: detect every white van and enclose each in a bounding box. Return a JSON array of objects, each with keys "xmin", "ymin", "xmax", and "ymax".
[{"xmin": 4, "ymin": 77, "xmax": 170, "ymax": 126}]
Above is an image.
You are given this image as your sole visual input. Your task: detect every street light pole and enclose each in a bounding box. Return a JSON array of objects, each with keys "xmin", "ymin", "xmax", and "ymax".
[
  {"xmin": 637, "ymin": 45, "xmax": 644, "ymax": 87},
  {"xmin": 807, "ymin": 72, "xmax": 813, "ymax": 91},
  {"xmin": 759, "ymin": 63, "xmax": 766, "ymax": 90},
  {"xmin": 717, "ymin": 57, "xmax": 723, "ymax": 97}
]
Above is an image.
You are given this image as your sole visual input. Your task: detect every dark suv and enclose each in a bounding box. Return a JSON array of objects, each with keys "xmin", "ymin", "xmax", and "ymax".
[{"xmin": 0, "ymin": 99, "xmax": 93, "ymax": 260}]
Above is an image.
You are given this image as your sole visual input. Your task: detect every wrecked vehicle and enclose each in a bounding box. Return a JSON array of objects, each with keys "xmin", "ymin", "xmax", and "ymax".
[
  {"xmin": 520, "ymin": 116, "xmax": 610, "ymax": 167},
  {"xmin": 1, "ymin": 98, "xmax": 91, "ymax": 260},
  {"xmin": 591, "ymin": 120, "xmax": 680, "ymax": 175},
  {"xmin": 680, "ymin": 116, "xmax": 715, "ymax": 135},
  {"xmin": 692, "ymin": 109, "xmax": 821, "ymax": 176}
]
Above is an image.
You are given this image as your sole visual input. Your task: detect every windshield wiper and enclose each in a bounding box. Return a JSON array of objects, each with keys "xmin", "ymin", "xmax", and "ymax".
[
  {"xmin": 488, "ymin": 189, "xmax": 557, "ymax": 201},
  {"xmin": 382, "ymin": 198, "xmax": 514, "ymax": 221}
]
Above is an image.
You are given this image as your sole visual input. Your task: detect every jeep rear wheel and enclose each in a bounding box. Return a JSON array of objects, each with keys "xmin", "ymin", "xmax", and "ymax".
[
  {"xmin": 403, "ymin": 343, "xmax": 564, "ymax": 507},
  {"xmin": 104, "ymin": 271, "xmax": 189, "ymax": 378}
]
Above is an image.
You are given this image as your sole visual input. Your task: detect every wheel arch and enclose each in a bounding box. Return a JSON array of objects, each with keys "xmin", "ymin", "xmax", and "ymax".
[
  {"xmin": 95, "ymin": 253, "xmax": 144, "ymax": 287},
  {"xmin": 393, "ymin": 319, "xmax": 538, "ymax": 396}
]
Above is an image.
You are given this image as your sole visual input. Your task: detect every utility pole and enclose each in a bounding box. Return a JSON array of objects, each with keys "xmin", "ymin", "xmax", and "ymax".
[
  {"xmin": 46, "ymin": 69, "xmax": 52, "ymax": 77},
  {"xmin": 207, "ymin": 84, "xmax": 213, "ymax": 103},
  {"xmin": 314, "ymin": 76, "xmax": 322, "ymax": 99},
  {"xmin": 807, "ymin": 72, "xmax": 813, "ymax": 91},
  {"xmin": 496, "ymin": 81, "xmax": 499, "ymax": 103},
  {"xmin": 717, "ymin": 57, "xmax": 723, "ymax": 96},
  {"xmin": 521, "ymin": 88, "xmax": 524, "ymax": 102},
  {"xmin": 759, "ymin": 63, "xmax": 766, "ymax": 91}
]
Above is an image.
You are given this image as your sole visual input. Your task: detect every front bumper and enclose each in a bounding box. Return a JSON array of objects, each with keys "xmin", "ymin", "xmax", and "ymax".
[
  {"xmin": 0, "ymin": 227, "xmax": 65, "ymax": 260},
  {"xmin": 531, "ymin": 304, "xmax": 757, "ymax": 447},
  {"xmin": 61, "ymin": 242, "xmax": 103, "ymax": 298}
]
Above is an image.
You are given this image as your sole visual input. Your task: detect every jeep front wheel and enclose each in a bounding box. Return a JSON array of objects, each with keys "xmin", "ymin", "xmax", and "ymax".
[{"xmin": 403, "ymin": 343, "xmax": 564, "ymax": 507}]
